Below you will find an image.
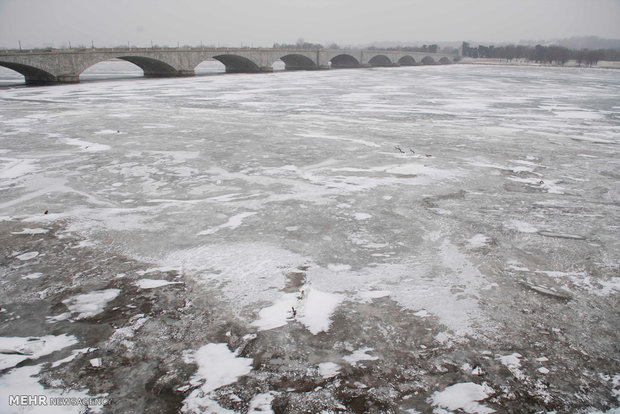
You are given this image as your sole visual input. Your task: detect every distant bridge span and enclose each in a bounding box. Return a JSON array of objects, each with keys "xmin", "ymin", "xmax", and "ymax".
[{"xmin": 0, "ymin": 47, "xmax": 459, "ymax": 85}]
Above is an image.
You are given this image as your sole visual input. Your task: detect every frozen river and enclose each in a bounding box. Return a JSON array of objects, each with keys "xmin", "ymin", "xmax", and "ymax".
[{"xmin": 0, "ymin": 63, "xmax": 619, "ymax": 413}]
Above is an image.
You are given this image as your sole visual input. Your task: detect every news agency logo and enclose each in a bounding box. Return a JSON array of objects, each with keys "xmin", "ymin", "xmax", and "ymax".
[
  {"xmin": 9, "ymin": 395, "xmax": 109, "ymax": 407},
  {"xmin": 9, "ymin": 395, "xmax": 47, "ymax": 406}
]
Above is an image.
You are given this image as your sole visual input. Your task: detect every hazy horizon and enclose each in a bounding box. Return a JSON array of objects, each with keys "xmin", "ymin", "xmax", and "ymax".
[{"xmin": 1, "ymin": 0, "xmax": 619, "ymax": 49}]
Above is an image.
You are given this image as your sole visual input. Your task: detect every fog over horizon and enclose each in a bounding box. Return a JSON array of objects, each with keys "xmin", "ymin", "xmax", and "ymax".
[{"xmin": 1, "ymin": 0, "xmax": 619, "ymax": 49}]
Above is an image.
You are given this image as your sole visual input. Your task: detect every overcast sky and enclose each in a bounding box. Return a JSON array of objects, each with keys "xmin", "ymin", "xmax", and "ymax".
[{"xmin": 1, "ymin": 0, "xmax": 619, "ymax": 49}]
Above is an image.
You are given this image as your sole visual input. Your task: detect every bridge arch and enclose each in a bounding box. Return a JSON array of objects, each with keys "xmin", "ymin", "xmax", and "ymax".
[
  {"xmin": 78, "ymin": 58, "xmax": 143, "ymax": 81},
  {"xmin": 438, "ymin": 57, "xmax": 452, "ymax": 65},
  {"xmin": 398, "ymin": 56, "xmax": 417, "ymax": 66},
  {"xmin": 368, "ymin": 55, "xmax": 393, "ymax": 67},
  {"xmin": 421, "ymin": 56, "xmax": 437, "ymax": 65},
  {"xmin": 330, "ymin": 54, "xmax": 360, "ymax": 68},
  {"xmin": 0, "ymin": 61, "xmax": 56, "ymax": 85},
  {"xmin": 213, "ymin": 54, "xmax": 260, "ymax": 73},
  {"xmin": 194, "ymin": 59, "xmax": 226, "ymax": 74},
  {"xmin": 279, "ymin": 54, "xmax": 317, "ymax": 71},
  {"xmin": 116, "ymin": 56, "xmax": 180, "ymax": 77}
]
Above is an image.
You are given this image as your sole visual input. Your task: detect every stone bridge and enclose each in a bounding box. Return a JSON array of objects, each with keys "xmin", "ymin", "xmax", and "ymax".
[{"xmin": 0, "ymin": 47, "xmax": 459, "ymax": 85}]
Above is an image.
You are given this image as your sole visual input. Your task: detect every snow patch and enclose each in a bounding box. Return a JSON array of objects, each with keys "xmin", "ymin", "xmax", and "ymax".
[
  {"xmin": 252, "ymin": 292, "xmax": 298, "ymax": 331},
  {"xmin": 94, "ymin": 129, "xmax": 122, "ymax": 135},
  {"xmin": 51, "ymin": 347, "xmax": 96, "ymax": 368},
  {"xmin": 197, "ymin": 212, "xmax": 257, "ymax": 235},
  {"xmin": 62, "ymin": 138, "xmax": 111, "ymax": 152},
  {"xmin": 318, "ymin": 362, "xmax": 341, "ymax": 378},
  {"xmin": 248, "ymin": 392, "xmax": 276, "ymax": 413},
  {"xmin": 414, "ymin": 309, "xmax": 431, "ymax": 318},
  {"xmin": 358, "ymin": 290, "xmax": 391, "ymax": 302},
  {"xmin": 253, "ymin": 287, "xmax": 343, "ymax": 335},
  {"xmin": 298, "ymin": 289, "xmax": 344, "ymax": 335},
  {"xmin": 506, "ymin": 220, "xmax": 538, "ymax": 233},
  {"xmin": 295, "ymin": 131, "xmax": 380, "ymax": 148},
  {"xmin": 431, "ymin": 382, "xmax": 495, "ymax": 414},
  {"xmin": 327, "ymin": 263, "xmax": 351, "ymax": 272},
  {"xmin": 0, "ymin": 158, "xmax": 38, "ymax": 180},
  {"xmin": 0, "ymin": 364, "xmax": 108, "ymax": 413},
  {"xmin": 467, "ymin": 234, "xmax": 490, "ymax": 249},
  {"xmin": 343, "ymin": 347, "xmax": 379, "ymax": 366},
  {"xmin": 383, "ymin": 163, "xmax": 461, "ymax": 181},
  {"xmin": 182, "ymin": 343, "xmax": 253, "ymax": 413}
]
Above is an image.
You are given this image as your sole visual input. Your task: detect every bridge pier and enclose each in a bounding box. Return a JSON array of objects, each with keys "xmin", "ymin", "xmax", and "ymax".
[
  {"xmin": 177, "ymin": 69, "xmax": 196, "ymax": 77},
  {"xmin": 56, "ymin": 75, "xmax": 80, "ymax": 84},
  {"xmin": 143, "ymin": 69, "xmax": 195, "ymax": 78},
  {"xmin": 23, "ymin": 74, "xmax": 79, "ymax": 85},
  {"xmin": 224, "ymin": 67, "xmax": 273, "ymax": 74},
  {"xmin": 284, "ymin": 65, "xmax": 330, "ymax": 71}
]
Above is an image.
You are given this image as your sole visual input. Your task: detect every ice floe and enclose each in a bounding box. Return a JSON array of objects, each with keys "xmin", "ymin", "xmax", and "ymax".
[
  {"xmin": 15, "ymin": 251, "xmax": 39, "ymax": 261},
  {"xmin": 0, "ymin": 334, "xmax": 78, "ymax": 370},
  {"xmin": 22, "ymin": 272, "xmax": 43, "ymax": 280},
  {"xmin": 62, "ymin": 289, "xmax": 120, "ymax": 319},
  {"xmin": 135, "ymin": 279, "xmax": 183, "ymax": 289},
  {"xmin": 537, "ymin": 231, "xmax": 585, "ymax": 240},
  {"xmin": 497, "ymin": 353, "xmax": 525, "ymax": 380},
  {"xmin": 11, "ymin": 228, "xmax": 48, "ymax": 235}
]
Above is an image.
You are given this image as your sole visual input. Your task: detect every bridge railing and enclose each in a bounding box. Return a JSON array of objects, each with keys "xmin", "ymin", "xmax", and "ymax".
[{"xmin": 0, "ymin": 46, "xmax": 460, "ymax": 56}]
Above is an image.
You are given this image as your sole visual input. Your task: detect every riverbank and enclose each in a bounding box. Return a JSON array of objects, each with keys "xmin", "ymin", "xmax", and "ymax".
[{"xmin": 460, "ymin": 57, "xmax": 620, "ymax": 69}]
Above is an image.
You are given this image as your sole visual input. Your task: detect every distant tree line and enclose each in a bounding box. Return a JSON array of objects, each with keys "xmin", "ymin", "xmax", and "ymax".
[
  {"xmin": 367, "ymin": 44, "xmax": 437, "ymax": 53},
  {"xmin": 271, "ymin": 40, "xmax": 459, "ymax": 54},
  {"xmin": 462, "ymin": 42, "xmax": 618, "ymax": 66},
  {"xmin": 273, "ymin": 38, "xmax": 325, "ymax": 49}
]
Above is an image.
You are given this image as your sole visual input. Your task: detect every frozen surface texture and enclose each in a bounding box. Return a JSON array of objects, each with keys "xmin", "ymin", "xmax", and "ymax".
[{"xmin": 0, "ymin": 64, "xmax": 619, "ymax": 412}]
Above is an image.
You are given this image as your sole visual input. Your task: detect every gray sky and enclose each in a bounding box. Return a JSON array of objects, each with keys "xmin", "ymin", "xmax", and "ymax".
[{"xmin": 1, "ymin": 0, "xmax": 619, "ymax": 49}]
